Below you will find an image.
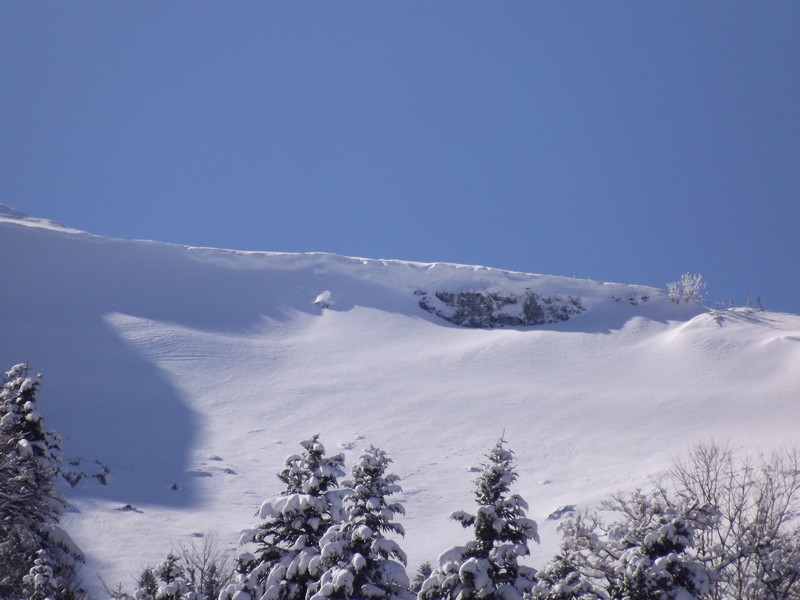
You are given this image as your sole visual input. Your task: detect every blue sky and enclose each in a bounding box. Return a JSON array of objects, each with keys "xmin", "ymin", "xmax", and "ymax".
[{"xmin": 2, "ymin": 2, "xmax": 799, "ymax": 312}]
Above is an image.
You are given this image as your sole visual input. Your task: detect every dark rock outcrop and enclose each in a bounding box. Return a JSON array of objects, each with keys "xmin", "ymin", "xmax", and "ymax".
[{"xmin": 416, "ymin": 289, "xmax": 583, "ymax": 328}]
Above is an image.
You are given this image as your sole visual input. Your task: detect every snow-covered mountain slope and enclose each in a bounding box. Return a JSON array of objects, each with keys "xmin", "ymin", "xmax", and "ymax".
[{"xmin": 1, "ymin": 205, "xmax": 799, "ymax": 595}]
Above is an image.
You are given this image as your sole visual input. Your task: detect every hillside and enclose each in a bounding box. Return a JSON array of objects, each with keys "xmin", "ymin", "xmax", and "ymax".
[{"xmin": 1, "ymin": 205, "xmax": 799, "ymax": 595}]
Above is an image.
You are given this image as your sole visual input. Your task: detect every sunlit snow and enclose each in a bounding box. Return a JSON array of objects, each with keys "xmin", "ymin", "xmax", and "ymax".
[{"xmin": 1, "ymin": 207, "xmax": 798, "ymax": 595}]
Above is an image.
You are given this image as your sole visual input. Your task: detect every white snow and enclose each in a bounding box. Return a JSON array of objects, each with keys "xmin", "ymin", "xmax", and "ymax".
[{"xmin": 0, "ymin": 208, "xmax": 798, "ymax": 596}]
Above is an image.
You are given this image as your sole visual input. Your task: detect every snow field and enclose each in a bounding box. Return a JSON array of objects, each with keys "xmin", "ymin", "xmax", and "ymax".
[{"xmin": 1, "ymin": 209, "xmax": 799, "ymax": 595}]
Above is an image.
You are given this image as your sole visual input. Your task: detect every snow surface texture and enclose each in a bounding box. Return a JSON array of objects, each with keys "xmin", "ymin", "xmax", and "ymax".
[{"xmin": 1, "ymin": 208, "xmax": 799, "ymax": 595}]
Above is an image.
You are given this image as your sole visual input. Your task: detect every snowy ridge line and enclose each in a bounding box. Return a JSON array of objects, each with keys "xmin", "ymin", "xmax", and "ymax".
[
  {"xmin": 182, "ymin": 246, "xmax": 667, "ymax": 312},
  {"xmin": 183, "ymin": 245, "xmax": 660, "ymax": 294},
  {"xmin": 0, "ymin": 203, "xmax": 29, "ymax": 219},
  {"xmin": 0, "ymin": 203, "xmax": 86, "ymax": 235},
  {"xmin": 0, "ymin": 203, "xmax": 661, "ymax": 303}
]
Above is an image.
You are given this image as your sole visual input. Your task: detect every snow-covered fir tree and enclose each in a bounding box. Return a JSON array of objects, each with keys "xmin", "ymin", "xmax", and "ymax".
[
  {"xmin": 559, "ymin": 491, "xmax": 712, "ymax": 600},
  {"xmin": 157, "ymin": 553, "xmax": 191, "ymax": 600},
  {"xmin": 309, "ymin": 445, "xmax": 413, "ymax": 600},
  {"xmin": 22, "ymin": 549, "xmax": 59, "ymax": 600},
  {"xmin": 136, "ymin": 567, "xmax": 159, "ymax": 600},
  {"xmin": 133, "ymin": 552, "xmax": 195, "ymax": 600},
  {"xmin": 0, "ymin": 363, "xmax": 84, "ymax": 599},
  {"xmin": 528, "ymin": 548, "xmax": 599, "ymax": 600},
  {"xmin": 419, "ymin": 438, "xmax": 539, "ymax": 600},
  {"xmin": 219, "ymin": 435, "xmax": 348, "ymax": 600},
  {"xmin": 410, "ymin": 563, "xmax": 432, "ymax": 594},
  {"xmin": 133, "ymin": 552, "xmax": 191, "ymax": 600}
]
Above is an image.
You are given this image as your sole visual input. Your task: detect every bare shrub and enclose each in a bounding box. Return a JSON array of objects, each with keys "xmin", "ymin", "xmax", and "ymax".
[
  {"xmin": 667, "ymin": 273, "xmax": 706, "ymax": 304},
  {"xmin": 671, "ymin": 442, "xmax": 800, "ymax": 599},
  {"xmin": 175, "ymin": 532, "xmax": 234, "ymax": 600},
  {"xmin": 126, "ymin": 533, "xmax": 234, "ymax": 600},
  {"xmin": 543, "ymin": 443, "xmax": 800, "ymax": 599}
]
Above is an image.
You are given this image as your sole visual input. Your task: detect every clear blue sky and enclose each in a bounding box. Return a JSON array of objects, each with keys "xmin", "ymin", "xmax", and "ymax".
[{"xmin": 2, "ymin": 2, "xmax": 799, "ymax": 312}]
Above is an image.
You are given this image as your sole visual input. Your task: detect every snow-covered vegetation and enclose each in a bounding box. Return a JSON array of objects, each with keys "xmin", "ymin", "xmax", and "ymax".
[
  {"xmin": 666, "ymin": 273, "xmax": 706, "ymax": 305},
  {"xmin": 1, "ymin": 206, "xmax": 800, "ymax": 598},
  {"xmin": 419, "ymin": 439, "xmax": 538, "ymax": 600},
  {"xmin": 0, "ymin": 364, "xmax": 83, "ymax": 598}
]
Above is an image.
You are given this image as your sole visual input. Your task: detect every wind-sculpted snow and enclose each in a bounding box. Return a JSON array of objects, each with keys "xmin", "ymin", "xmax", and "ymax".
[{"xmin": 1, "ymin": 207, "xmax": 799, "ymax": 596}]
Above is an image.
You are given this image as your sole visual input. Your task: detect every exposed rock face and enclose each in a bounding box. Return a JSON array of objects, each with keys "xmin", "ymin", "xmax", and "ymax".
[
  {"xmin": 611, "ymin": 294, "xmax": 650, "ymax": 306},
  {"xmin": 416, "ymin": 289, "xmax": 584, "ymax": 328}
]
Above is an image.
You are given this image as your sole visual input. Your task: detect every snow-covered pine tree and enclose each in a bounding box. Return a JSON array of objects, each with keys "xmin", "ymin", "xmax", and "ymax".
[
  {"xmin": 133, "ymin": 552, "xmax": 194, "ymax": 600},
  {"xmin": 220, "ymin": 435, "xmax": 348, "ymax": 600},
  {"xmin": 0, "ymin": 363, "xmax": 84, "ymax": 599},
  {"xmin": 155, "ymin": 553, "xmax": 191, "ymax": 600},
  {"xmin": 135, "ymin": 567, "xmax": 158, "ymax": 600},
  {"xmin": 21, "ymin": 549, "xmax": 60, "ymax": 600},
  {"xmin": 419, "ymin": 438, "xmax": 539, "ymax": 600},
  {"xmin": 310, "ymin": 445, "xmax": 413, "ymax": 600},
  {"xmin": 528, "ymin": 548, "xmax": 599, "ymax": 600},
  {"xmin": 410, "ymin": 563, "xmax": 432, "ymax": 594}
]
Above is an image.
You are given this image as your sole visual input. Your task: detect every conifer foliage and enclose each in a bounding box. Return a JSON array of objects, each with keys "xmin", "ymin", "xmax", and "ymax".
[
  {"xmin": 410, "ymin": 562, "xmax": 432, "ymax": 594},
  {"xmin": 220, "ymin": 435, "xmax": 348, "ymax": 600},
  {"xmin": 419, "ymin": 438, "xmax": 539, "ymax": 600},
  {"xmin": 0, "ymin": 363, "xmax": 83, "ymax": 598},
  {"xmin": 22, "ymin": 549, "xmax": 60, "ymax": 600},
  {"xmin": 310, "ymin": 445, "xmax": 413, "ymax": 600},
  {"xmin": 133, "ymin": 552, "xmax": 191, "ymax": 600},
  {"xmin": 528, "ymin": 548, "xmax": 598, "ymax": 600}
]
